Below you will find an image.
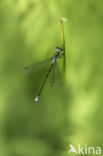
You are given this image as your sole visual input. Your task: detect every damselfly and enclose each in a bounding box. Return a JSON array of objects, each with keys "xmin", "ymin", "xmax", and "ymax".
[
  {"xmin": 24, "ymin": 47, "xmax": 63, "ymax": 103},
  {"xmin": 24, "ymin": 18, "xmax": 67, "ymax": 103}
]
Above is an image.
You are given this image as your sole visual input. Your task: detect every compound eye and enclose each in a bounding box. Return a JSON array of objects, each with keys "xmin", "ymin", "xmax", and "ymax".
[{"xmin": 56, "ymin": 47, "xmax": 63, "ymax": 53}]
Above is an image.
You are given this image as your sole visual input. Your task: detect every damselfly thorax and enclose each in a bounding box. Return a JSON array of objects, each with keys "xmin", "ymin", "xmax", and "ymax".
[{"xmin": 52, "ymin": 47, "xmax": 63, "ymax": 64}]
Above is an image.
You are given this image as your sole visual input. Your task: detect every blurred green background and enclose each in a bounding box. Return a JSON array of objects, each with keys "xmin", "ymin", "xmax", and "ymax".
[{"xmin": 0, "ymin": 0, "xmax": 103, "ymax": 156}]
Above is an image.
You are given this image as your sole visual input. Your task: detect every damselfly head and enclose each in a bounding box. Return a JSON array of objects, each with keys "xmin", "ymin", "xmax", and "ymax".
[{"xmin": 56, "ymin": 47, "xmax": 63, "ymax": 53}]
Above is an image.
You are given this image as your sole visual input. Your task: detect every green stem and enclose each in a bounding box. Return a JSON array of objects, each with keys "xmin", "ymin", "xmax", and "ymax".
[{"xmin": 60, "ymin": 18, "xmax": 66, "ymax": 81}]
